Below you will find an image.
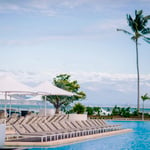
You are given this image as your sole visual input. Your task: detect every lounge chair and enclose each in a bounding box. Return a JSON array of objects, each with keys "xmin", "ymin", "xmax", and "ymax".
[
  {"xmin": 51, "ymin": 121, "xmax": 76, "ymax": 138},
  {"xmin": 6, "ymin": 115, "xmax": 18, "ymax": 125},
  {"xmin": 83, "ymin": 120, "xmax": 105, "ymax": 133},
  {"xmin": 30, "ymin": 123, "xmax": 61, "ymax": 141},
  {"xmin": 46, "ymin": 122, "xmax": 70, "ymax": 139},
  {"xmin": 13, "ymin": 116, "xmax": 25, "ymax": 125},
  {"xmin": 19, "ymin": 115, "xmax": 35, "ymax": 125},
  {"xmin": 6, "ymin": 124, "xmax": 47, "ymax": 142},
  {"xmin": 91, "ymin": 119, "xmax": 120, "ymax": 131},
  {"xmin": 69, "ymin": 121, "xmax": 93, "ymax": 136},
  {"xmin": 59, "ymin": 121, "xmax": 83, "ymax": 137}
]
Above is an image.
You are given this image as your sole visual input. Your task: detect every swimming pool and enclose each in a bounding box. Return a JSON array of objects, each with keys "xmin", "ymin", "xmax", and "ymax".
[{"xmin": 28, "ymin": 121, "xmax": 150, "ymax": 150}]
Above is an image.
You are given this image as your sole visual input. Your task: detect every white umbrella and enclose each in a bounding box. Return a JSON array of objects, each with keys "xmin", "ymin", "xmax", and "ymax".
[
  {"xmin": 27, "ymin": 95, "xmax": 43, "ymax": 101},
  {"xmin": 34, "ymin": 81, "xmax": 74, "ymax": 96},
  {"xmin": 0, "ymin": 75, "xmax": 35, "ymax": 117},
  {"xmin": 34, "ymin": 81, "xmax": 74, "ymax": 116},
  {"xmin": 0, "ymin": 76, "xmax": 33, "ymax": 93}
]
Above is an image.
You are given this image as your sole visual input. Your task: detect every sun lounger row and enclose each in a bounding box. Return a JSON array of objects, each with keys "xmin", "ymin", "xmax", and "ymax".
[
  {"xmin": 6, "ymin": 114, "xmax": 69, "ymax": 125},
  {"xmin": 6, "ymin": 116, "xmax": 121, "ymax": 142}
]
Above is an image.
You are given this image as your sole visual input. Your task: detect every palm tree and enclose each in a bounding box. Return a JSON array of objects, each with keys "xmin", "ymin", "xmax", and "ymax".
[
  {"xmin": 141, "ymin": 93, "xmax": 150, "ymax": 120},
  {"xmin": 117, "ymin": 10, "xmax": 150, "ymax": 112}
]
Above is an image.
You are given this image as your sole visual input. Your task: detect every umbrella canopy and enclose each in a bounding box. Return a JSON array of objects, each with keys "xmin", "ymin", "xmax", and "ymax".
[
  {"xmin": 34, "ymin": 81, "xmax": 74, "ymax": 117},
  {"xmin": 0, "ymin": 76, "xmax": 34, "ymax": 94},
  {"xmin": 34, "ymin": 81, "xmax": 74, "ymax": 96},
  {"xmin": 0, "ymin": 75, "xmax": 35, "ymax": 117},
  {"xmin": 27, "ymin": 95, "xmax": 43, "ymax": 101},
  {"xmin": 0, "ymin": 94, "xmax": 17, "ymax": 100}
]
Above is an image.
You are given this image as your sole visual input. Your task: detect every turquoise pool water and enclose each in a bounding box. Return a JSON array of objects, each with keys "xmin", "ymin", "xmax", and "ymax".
[{"xmin": 28, "ymin": 121, "xmax": 150, "ymax": 150}]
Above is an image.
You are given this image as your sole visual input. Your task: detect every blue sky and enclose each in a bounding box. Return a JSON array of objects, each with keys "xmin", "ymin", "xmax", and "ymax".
[{"xmin": 0, "ymin": 0, "xmax": 150, "ymax": 106}]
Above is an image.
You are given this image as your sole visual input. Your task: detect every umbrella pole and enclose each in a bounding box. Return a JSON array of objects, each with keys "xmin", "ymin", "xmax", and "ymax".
[
  {"xmin": 44, "ymin": 96, "xmax": 46, "ymax": 117},
  {"xmin": 9, "ymin": 96, "xmax": 12, "ymax": 117},
  {"xmin": 44, "ymin": 96, "xmax": 47, "ymax": 123},
  {"xmin": 4, "ymin": 92, "xmax": 7, "ymax": 118}
]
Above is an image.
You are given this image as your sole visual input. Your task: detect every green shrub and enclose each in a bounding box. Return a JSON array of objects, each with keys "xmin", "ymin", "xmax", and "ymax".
[{"xmin": 72, "ymin": 103, "xmax": 86, "ymax": 114}]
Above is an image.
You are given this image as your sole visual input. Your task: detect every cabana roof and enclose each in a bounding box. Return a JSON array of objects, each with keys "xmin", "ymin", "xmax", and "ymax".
[{"xmin": 34, "ymin": 81, "xmax": 74, "ymax": 96}]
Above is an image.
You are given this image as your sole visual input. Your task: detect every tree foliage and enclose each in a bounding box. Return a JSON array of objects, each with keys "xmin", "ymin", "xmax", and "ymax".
[
  {"xmin": 112, "ymin": 105, "xmax": 131, "ymax": 117},
  {"xmin": 141, "ymin": 93, "xmax": 150, "ymax": 120},
  {"xmin": 117, "ymin": 10, "xmax": 150, "ymax": 43},
  {"xmin": 141, "ymin": 93, "xmax": 150, "ymax": 102},
  {"xmin": 86, "ymin": 106, "xmax": 101, "ymax": 116},
  {"xmin": 86, "ymin": 107, "xmax": 94, "ymax": 115},
  {"xmin": 72, "ymin": 103, "xmax": 86, "ymax": 114},
  {"xmin": 45, "ymin": 74, "xmax": 86, "ymax": 114}
]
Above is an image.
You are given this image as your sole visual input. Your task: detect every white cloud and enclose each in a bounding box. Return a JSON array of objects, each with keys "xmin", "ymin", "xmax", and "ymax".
[
  {"xmin": 0, "ymin": 0, "xmax": 139, "ymax": 16},
  {"xmin": 27, "ymin": 0, "xmax": 50, "ymax": 9},
  {"xmin": 1, "ymin": 70, "xmax": 150, "ymax": 106},
  {"xmin": 0, "ymin": 34, "xmax": 102, "ymax": 46},
  {"xmin": 1, "ymin": 70, "xmax": 150, "ymax": 86},
  {"xmin": 70, "ymin": 72, "xmax": 136, "ymax": 83},
  {"xmin": 0, "ymin": 1, "xmax": 57, "ymax": 16},
  {"xmin": 70, "ymin": 72, "xmax": 150, "ymax": 93},
  {"xmin": 0, "ymin": 3, "xmax": 20, "ymax": 11}
]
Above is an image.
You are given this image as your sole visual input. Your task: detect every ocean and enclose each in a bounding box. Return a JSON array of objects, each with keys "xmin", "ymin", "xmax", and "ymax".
[
  {"xmin": 0, "ymin": 100, "xmax": 150, "ymax": 113},
  {"xmin": 102, "ymin": 106, "xmax": 150, "ymax": 113}
]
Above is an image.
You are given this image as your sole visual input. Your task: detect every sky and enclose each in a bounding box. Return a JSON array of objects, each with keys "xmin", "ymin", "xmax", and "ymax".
[{"xmin": 0, "ymin": 0, "xmax": 150, "ymax": 107}]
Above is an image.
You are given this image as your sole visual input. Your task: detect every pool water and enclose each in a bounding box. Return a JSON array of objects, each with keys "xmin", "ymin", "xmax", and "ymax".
[{"xmin": 28, "ymin": 121, "xmax": 150, "ymax": 150}]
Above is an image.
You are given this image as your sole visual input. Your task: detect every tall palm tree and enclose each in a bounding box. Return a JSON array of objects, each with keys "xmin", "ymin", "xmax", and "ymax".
[
  {"xmin": 141, "ymin": 93, "xmax": 150, "ymax": 120},
  {"xmin": 117, "ymin": 10, "xmax": 150, "ymax": 112}
]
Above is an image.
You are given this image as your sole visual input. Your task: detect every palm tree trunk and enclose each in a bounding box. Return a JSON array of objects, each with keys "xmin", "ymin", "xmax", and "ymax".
[
  {"xmin": 136, "ymin": 39, "xmax": 140, "ymax": 112},
  {"xmin": 142, "ymin": 101, "xmax": 144, "ymax": 120}
]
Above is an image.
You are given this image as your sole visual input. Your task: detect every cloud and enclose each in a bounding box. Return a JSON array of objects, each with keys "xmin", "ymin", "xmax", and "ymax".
[
  {"xmin": 27, "ymin": 0, "xmax": 50, "ymax": 9},
  {"xmin": 0, "ymin": 3, "xmax": 20, "ymax": 11},
  {"xmin": 0, "ymin": 0, "xmax": 141, "ymax": 16},
  {"xmin": 0, "ymin": 1, "xmax": 57, "ymax": 16},
  {"xmin": 0, "ymin": 34, "xmax": 102, "ymax": 46},
  {"xmin": 1, "ymin": 69, "xmax": 150, "ymax": 86},
  {"xmin": 1, "ymin": 70, "xmax": 150, "ymax": 106},
  {"xmin": 70, "ymin": 72, "xmax": 150, "ymax": 93}
]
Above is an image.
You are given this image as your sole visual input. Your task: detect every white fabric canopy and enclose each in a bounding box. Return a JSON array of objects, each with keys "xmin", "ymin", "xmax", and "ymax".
[
  {"xmin": 0, "ymin": 76, "xmax": 34, "ymax": 94},
  {"xmin": 0, "ymin": 94, "xmax": 17, "ymax": 100},
  {"xmin": 34, "ymin": 81, "xmax": 74, "ymax": 117},
  {"xmin": 27, "ymin": 95, "xmax": 43, "ymax": 101},
  {"xmin": 0, "ymin": 76, "xmax": 74, "ymax": 117},
  {"xmin": 34, "ymin": 81, "xmax": 74, "ymax": 96},
  {"xmin": 0, "ymin": 75, "xmax": 35, "ymax": 117}
]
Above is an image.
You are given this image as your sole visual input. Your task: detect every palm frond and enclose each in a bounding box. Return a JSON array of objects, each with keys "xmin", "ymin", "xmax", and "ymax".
[
  {"xmin": 135, "ymin": 10, "xmax": 143, "ymax": 16},
  {"xmin": 141, "ymin": 93, "xmax": 150, "ymax": 101},
  {"xmin": 135, "ymin": 10, "xmax": 148, "ymax": 31},
  {"xmin": 144, "ymin": 15, "xmax": 150, "ymax": 20},
  {"xmin": 131, "ymin": 36, "xmax": 136, "ymax": 42},
  {"xmin": 116, "ymin": 28, "xmax": 133, "ymax": 36},
  {"xmin": 127, "ymin": 14, "xmax": 137, "ymax": 32},
  {"xmin": 143, "ymin": 36, "xmax": 150, "ymax": 43},
  {"xmin": 141, "ymin": 28, "xmax": 150, "ymax": 35}
]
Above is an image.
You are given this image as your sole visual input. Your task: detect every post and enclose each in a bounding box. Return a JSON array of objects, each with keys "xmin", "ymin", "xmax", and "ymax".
[
  {"xmin": 44, "ymin": 96, "xmax": 46, "ymax": 117},
  {"xmin": 9, "ymin": 96, "xmax": 12, "ymax": 117},
  {"xmin": 4, "ymin": 92, "xmax": 7, "ymax": 118}
]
